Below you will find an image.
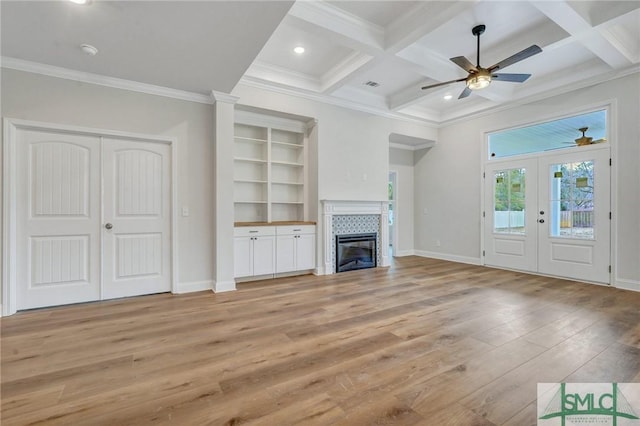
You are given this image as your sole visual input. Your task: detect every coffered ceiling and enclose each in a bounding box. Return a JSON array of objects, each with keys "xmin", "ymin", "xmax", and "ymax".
[
  {"xmin": 244, "ymin": 0, "xmax": 640, "ymax": 124},
  {"xmin": 2, "ymin": 1, "xmax": 639, "ymax": 126}
]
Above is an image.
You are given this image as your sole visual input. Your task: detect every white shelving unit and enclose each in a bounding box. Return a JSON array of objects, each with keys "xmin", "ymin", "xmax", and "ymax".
[{"xmin": 233, "ymin": 116, "xmax": 308, "ymax": 222}]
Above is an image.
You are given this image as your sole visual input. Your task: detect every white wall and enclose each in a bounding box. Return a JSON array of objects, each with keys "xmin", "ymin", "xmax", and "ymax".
[
  {"xmin": 1, "ymin": 69, "xmax": 215, "ymax": 290},
  {"xmin": 389, "ymin": 147, "xmax": 415, "ymax": 255},
  {"xmin": 414, "ymin": 73, "xmax": 640, "ymax": 288}
]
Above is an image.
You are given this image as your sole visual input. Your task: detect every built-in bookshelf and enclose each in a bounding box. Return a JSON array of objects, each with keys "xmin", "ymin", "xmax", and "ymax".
[{"xmin": 233, "ymin": 115, "xmax": 308, "ymax": 222}]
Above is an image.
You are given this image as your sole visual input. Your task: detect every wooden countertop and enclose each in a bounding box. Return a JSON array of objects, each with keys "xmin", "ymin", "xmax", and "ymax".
[{"xmin": 234, "ymin": 221, "xmax": 316, "ymax": 227}]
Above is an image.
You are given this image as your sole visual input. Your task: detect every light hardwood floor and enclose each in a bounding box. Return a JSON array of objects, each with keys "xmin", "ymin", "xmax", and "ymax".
[{"xmin": 2, "ymin": 257, "xmax": 640, "ymax": 425}]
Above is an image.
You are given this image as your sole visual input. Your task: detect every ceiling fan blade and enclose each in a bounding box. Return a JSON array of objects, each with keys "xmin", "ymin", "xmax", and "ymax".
[
  {"xmin": 450, "ymin": 56, "xmax": 477, "ymax": 73},
  {"xmin": 458, "ymin": 86, "xmax": 472, "ymax": 99},
  {"xmin": 421, "ymin": 77, "xmax": 467, "ymax": 91},
  {"xmin": 488, "ymin": 45, "xmax": 542, "ymax": 72},
  {"xmin": 492, "ymin": 73, "xmax": 531, "ymax": 83}
]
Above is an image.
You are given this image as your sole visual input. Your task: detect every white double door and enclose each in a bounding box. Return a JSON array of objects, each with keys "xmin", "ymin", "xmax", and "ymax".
[
  {"xmin": 484, "ymin": 146, "xmax": 610, "ymax": 284},
  {"xmin": 16, "ymin": 128, "xmax": 172, "ymax": 310}
]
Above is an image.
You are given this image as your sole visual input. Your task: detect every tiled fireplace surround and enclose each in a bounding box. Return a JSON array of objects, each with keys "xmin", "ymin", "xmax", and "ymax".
[{"xmin": 322, "ymin": 200, "xmax": 390, "ymax": 274}]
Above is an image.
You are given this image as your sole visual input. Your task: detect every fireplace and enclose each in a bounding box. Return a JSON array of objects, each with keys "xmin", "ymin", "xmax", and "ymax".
[{"xmin": 335, "ymin": 233, "xmax": 377, "ymax": 273}]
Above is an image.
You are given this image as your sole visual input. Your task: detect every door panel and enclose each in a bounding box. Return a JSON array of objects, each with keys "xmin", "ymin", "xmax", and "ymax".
[
  {"xmin": 252, "ymin": 236, "xmax": 275, "ymax": 276},
  {"xmin": 296, "ymin": 234, "xmax": 316, "ymax": 271},
  {"xmin": 276, "ymin": 235, "xmax": 296, "ymax": 273},
  {"xmin": 484, "ymin": 158, "xmax": 538, "ymax": 273},
  {"xmin": 538, "ymin": 148, "xmax": 610, "ymax": 283},
  {"xmin": 102, "ymin": 139, "xmax": 172, "ymax": 299},
  {"xmin": 17, "ymin": 130, "xmax": 101, "ymax": 309}
]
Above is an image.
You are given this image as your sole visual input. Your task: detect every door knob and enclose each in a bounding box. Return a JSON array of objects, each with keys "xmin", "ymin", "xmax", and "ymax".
[
  {"xmin": 105, "ymin": 223, "xmax": 113, "ymax": 230},
  {"xmin": 538, "ymin": 219, "xmax": 545, "ymax": 224}
]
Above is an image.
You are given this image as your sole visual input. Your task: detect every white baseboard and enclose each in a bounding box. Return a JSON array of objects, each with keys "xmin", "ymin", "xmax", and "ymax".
[
  {"xmin": 174, "ymin": 280, "xmax": 213, "ymax": 294},
  {"xmin": 213, "ymin": 280, "xmax": 236, "ymax": 293},
  {"xmin": 614, "ymin": 278, "xmax": 640, "ymax": 292},
  {"xmin": 393, "ymin": 249, "xmax": 415, "ymax": 257},
  {"xmin": 313, "ymin": 267, "xmax": 325, "ymax": 276},
  {"xmin": 413, "ymin": 250, "xmax": 481, "ymax": 266}
]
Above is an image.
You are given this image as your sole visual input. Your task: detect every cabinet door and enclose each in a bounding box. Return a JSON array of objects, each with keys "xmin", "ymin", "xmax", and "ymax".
[
  {"xmin": 296, "ymin": 234, "xmax": 316, "ymax": 271},
  {"xmin": 234, "ymin": 237, "xmax": 253, "ymax": 278},
  {"xmin": 252, "ymin": 235, "xmax": 276, "ymax": 276},
  {"xmin": 276, "ymin": 235, "xmax": 296, "ymax": 273}
]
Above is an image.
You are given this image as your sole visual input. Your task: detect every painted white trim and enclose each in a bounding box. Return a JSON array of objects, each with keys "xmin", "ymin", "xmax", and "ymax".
[
  {"xmin": 394, "ymin": 250, "xmax": 416, "ymax": 257},
  {"xmin": 2, "ymin": 57, "xmax": 214, "ymax": 105},
  {"xmin": 389, "ymin": 142, "xmax": 435, "ymax": 151},
  {"xmin": 211, "ymin": 91, "xmax": 239, "ymax": 104},
  {"xmin": 313, "ymin": 267, "xmax": 325, "ymax": 276},
  {"xmin": 414, "ymin": 250, "xmax": 481, "ymax": 266},
  {"xmin": 321, "ymin": 200, "xmax": 390, "ymax": 275},
  {"xmin": 238, "ymin": 77, "xmax": 439, "ymax": 127},
  {"xmin": 175, "ymin": 280, "xmax": 213, "ymax": 294},
  {"xmin": 235, "ymin": 110, "xmax": 308, "ymax": 134},
  {"xmin": 614, "ymin": 278, "xmax": 640, "ymax": 292},
  {"xmin": 2, "ymin": 118, "xmax": 179, "ymax": 316},
  {"xmin": 3, "ymin": 120, "xmax": 18, "ymax": 316},
  {"xmin": 213, "ymin": 280, "xmax": 236, "ymax": 293}
]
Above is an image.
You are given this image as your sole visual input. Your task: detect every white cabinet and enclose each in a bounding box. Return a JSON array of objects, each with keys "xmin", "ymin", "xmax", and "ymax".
[
  {"xmin": 276, "ymin": 225, "xmax": 316, "ymax": 273},
  {"xmin": 234, "ymin": 225, "xmax": 316, "ymax": 279},
  {"xmin": 233, "ymin": 227, "xmax": 276, "ymax": 278}
]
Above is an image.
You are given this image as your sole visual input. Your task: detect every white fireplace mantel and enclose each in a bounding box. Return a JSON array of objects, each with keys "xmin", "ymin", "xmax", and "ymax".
[{"xmin": 321, "ymin": 200, "xmax": 389, "ymax": 275}]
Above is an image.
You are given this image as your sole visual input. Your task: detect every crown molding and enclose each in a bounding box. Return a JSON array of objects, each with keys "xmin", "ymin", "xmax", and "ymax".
[
  {"xmin": 211, "ymin": 91, "xmax": 239, "ymax": 104},
  {"xmin": 237, "ymin": 75, "xmax": 439, "ymax": 127},
  {"xmin": 1, "ymin": 57, "xmax": 215, "ymax": 105}
]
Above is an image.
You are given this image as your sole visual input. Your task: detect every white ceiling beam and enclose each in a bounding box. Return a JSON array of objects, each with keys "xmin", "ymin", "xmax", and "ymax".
[
  {"xmin": 384, "ymin": 1, "xmax": 477, "ymax": 54},
  {"xmin": 244, "ymin": 61, "xmax": 321, "ymax": 92},
  {"xmin": 532, "ymin": 1, "xmax": 632, "ymax": 69},
  {"xmin": 287, "ymin": 1, "xmax": 385, "ymax": 53},
  {"xmin": 320, "ymin": 52, "xmax": 375, "ymax": 94}
]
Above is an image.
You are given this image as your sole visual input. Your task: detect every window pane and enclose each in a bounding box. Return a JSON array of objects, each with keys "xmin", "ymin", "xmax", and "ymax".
[
  {"xmin": 488, "ymin": 109, "xmax": 606, "ymax": 159},
  {"xmin": 494, "ymin": 168, "xmax": 525, "ymax": 235},
  {"xmin": 549, "ymin": 161, "xmax": 594, "ymax": 240}
]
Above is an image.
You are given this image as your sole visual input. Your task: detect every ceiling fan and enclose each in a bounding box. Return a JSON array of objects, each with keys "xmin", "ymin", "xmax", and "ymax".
[
  {"xmin": 421, "ymin": 24, "xmax": 542, "ymax": 99},
  {"xmin": 564, "ymin": 127, "xmax": 607, "ymax": 146}
]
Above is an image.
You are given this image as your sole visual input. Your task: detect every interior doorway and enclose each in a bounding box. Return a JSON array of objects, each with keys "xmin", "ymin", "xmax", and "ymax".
[{"xmin": 388, "ymin": 171, "xmax": 397, "ymax": 257}]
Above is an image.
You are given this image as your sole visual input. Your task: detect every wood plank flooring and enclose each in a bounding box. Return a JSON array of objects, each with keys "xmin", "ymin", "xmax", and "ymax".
[{"xmin": 2, "ymin": 256, "xmax": 640, "ymax": 425}]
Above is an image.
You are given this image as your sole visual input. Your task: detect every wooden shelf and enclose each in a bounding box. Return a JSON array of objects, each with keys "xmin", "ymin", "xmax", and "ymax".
[
  {"xmin": 235, "ymin": 136, "xmax": 267, "ymax": 143},
  {"xmin": 234, "ymin": 157, "xmax": 267, "ymax": 164},
  {"xmin": 271, "ymin": 160, "xmax": 304, "ymax": 167},
  {"xmin": 234, "ymin": 120, "xmax": 306, "ymax": 223},
  {"xmin": 272, "ymin": 181, "xmax": 303, "ymax": 186},
  {"xmin": 235, "ymin": 179, "xmax": 268, "ymax": 184},
  {"xmin": 272, "ymin": 140, "xmax": 303, "ymax": 148}
]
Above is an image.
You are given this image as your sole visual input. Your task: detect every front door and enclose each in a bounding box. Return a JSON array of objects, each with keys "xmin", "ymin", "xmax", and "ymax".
[
  {"xmin": 484, "ymin": 146, "xmax": 610, "ymax": 284},
  {"xmin": 537, "ymin": 148, "xmax": 610, "ymax": 283}
]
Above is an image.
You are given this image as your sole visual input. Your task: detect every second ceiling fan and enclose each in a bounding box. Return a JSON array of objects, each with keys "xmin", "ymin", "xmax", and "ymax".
[{"xmin": 421, "ymin": 24, "xmax": 542, "ymax": 99}]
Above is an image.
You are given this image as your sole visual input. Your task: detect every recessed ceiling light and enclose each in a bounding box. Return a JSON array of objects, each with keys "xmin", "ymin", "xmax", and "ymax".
[
  {"xmin": 69, "ymin": 0, "xmax": 89, "ymax": 4},
  {"xmin": 293, "ymin": 46, "xmax": 305, "ymax": 54},
  {"xmin": 443, "ymin": 94, "xmax": 453, "ymax": 100},
  {"xmin": 80, "ymin": 44, "xmax": 98, "ymax": 56}
]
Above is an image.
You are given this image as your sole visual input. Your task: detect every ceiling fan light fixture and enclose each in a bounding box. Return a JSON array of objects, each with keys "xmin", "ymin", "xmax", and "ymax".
[{"xmin": 467, "ymin": 73, "xmax": 491, "ymax": 90}]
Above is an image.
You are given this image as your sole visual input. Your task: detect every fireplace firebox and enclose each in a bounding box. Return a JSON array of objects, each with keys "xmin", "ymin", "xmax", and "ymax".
[{"xmin": 335, "ymin": 233, "xmax": 377, "ymax": 273}]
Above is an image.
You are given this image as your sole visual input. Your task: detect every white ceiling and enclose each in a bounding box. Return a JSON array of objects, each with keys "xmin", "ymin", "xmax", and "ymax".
[
  {"xmin": 1, "ymin": 1, "xmax": 294, "ymax": 94},
  {"xmin": 1, "ymin": 1, "xmax": 639, "ymax": 126}
]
